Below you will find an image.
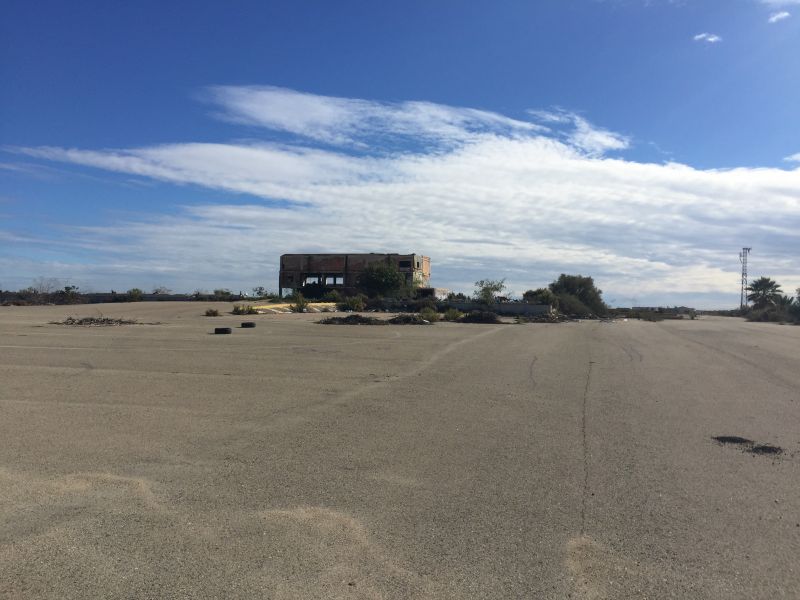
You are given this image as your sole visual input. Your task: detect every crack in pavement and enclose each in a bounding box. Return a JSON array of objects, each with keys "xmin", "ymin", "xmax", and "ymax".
[
  {"xmin": 580, "ymin": 360, "xmax": 594, "ymax": 536},
  {"xmin": 528, "ymin": 355, "xmax": 538, "ymax": 390}
]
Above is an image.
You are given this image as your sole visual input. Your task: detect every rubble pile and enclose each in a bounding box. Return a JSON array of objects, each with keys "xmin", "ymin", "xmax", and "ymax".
[
  {"xmin": 318, "ymin": 314, "xmax": 386, "ymax": 325},
  {"xmin": 52, "ymin": 316, "xmax": 140, "ymax": 326},
  {"xmin": 387, "ymin": 314, "xmax": 431, "ymax": 325}
]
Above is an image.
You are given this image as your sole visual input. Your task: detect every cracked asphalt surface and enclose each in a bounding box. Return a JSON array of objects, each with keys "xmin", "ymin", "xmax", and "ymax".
[{"xmin": 1, "ymin": 303, "xmax": 799, "ymax": 598}]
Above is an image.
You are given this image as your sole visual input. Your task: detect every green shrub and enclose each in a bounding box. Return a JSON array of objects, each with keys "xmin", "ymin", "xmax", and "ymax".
[
  {"xmin": 322, "ymin": 289, "xmax": 342, "ymax": 303},
  {"xmin": 356, "ymin": 263, "xmax": 404, "ymax": 298},
  {"xmin": 126, "ymin": 288, "xmax": 143, "ymax": 302},
  {"xmin": 232, "ymin": 304, "xmax": 258, "ymax": 315},
  {"xmin": 789, "ymin": 302, "xmax": 800, "ymax": 322},
  {"xmin": 251, "ymin": 287, "xmax": 280, "ymax": 300},
  {"xmin": 419, "ymin": 307, "xmax": 440, "ymax": 322},
  {"xmin": 443, "ymin": 308, "xmax": 463, "ymax": 322},
  {"xmin": 473, "ymin": 279, "xmax": 506, "ymax": 306},
  {"xmin": 522, "ymin": 288, "xmax": 557, "ymax": 306},
  {"xmin": 747, "ymin": 308, "xmax": 785, "ymax": 322},
  {"xmin": 291, "ymin": 293, "xmax": 310, "ymax": 313},
  {"xmin": 549, "ymin": 274, "xmax": 607, "ymax": 316},
  {"xmin": 555, "ymin": 293, "xmax": 592, "ymax": 317},
  {"xmin": 205, "ymin": 308, "xmax": 220, "ymax": 317},
  {"xmin": 410, "ymin": 297, "xmax": 437, "ymax": 312},
  {"xmin": 53, "ymin": 285, "xmax": 83, "ymax": 305},
  {"xmin": 338, "ymin": 295, "xmax": 366, "ymax": 312}
]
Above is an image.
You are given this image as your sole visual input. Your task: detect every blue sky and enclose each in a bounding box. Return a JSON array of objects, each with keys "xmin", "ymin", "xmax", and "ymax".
[{"xmin": 1, "ymin": 0, "xmax": 799, "ymax": 307}]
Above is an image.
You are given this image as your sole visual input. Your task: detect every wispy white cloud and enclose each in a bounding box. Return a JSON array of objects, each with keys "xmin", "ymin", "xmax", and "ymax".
[
  {"xmin": 693, "ymin": 32, "xmax": 722, "ymax": 43},
  {"xmin": 7, "ymin": 87, "xmax": 800, "ymax": 307},
  {"xmin": 528, "ymin": 109, "xmax": 630, "ymax": 156},
  {"xmin": 768, "ymin": 10, "xmax": 791, "ymax": 21},
  {"xmin": 205, "ymin": 85, "xmax": 546, "ymax": 148},
  {"xmin": 785, "ymin": 152, "xmax": 800, "ymax": 162},
  {"xmin": 568, "ymin": 115, "xmax": 630, "ymax": 155},
  {"xmin": 760, "ymin": 0, "xmax": 800, "ymax": 5}
]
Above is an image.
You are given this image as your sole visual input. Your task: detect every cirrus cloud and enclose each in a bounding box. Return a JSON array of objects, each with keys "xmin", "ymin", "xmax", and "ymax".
[{"xmin": 204, "ymin": 85, "xmax": 547, "ymax": 149}]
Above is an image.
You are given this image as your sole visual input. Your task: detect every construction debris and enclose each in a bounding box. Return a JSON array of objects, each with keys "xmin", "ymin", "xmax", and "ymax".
[
  {"xmin": 387, "ymin": 314, "xmax": 431, "ymax": 325},
  {"xmin": 318, "ymin": 315, "xmax": 386, "ymax": 325},
  {"xmin": 51, "ymin": 316, "xmax": 141, "ymax": 326},
  {"xmin": 515, "ymin": 313, "xmax": 572, "ymax": 323},
  {"xmin": 318, "ymin": 313, "xmax": 433, "ymax": 325}
]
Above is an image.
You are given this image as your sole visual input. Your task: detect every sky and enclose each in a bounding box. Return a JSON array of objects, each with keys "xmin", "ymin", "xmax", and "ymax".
[{"xmin": 1, "ymin": 0, "xmax": 799, "ymax": 308}]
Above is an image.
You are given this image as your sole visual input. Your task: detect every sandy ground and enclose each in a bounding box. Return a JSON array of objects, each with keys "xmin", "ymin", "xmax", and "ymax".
[{"xmin": 1, "ymin": 302, "xmax": 799, "ymax": 599}]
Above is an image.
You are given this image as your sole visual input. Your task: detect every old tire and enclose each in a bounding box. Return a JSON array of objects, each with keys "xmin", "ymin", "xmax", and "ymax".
[
  {"xmin": 214, "ymin": 327, "xmax": 232, "ymax": 334},
  {"xmin": 241, "ymin": 322, "xmax": 256, "ymax": 328}
]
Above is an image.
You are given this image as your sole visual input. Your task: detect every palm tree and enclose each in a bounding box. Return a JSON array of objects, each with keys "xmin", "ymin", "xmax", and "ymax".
[
  {"xmin": 746, "ymin": 277, "xmax": 783, "ymax": 309},
  {"xmin": 775, "ymin": 295, "xmax": 795, "ymax": 309}
]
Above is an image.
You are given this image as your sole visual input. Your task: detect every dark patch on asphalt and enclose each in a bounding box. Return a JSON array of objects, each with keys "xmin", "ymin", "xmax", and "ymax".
[
  {"xmin": 713, "ymin": 436, "xmax": 753, "ymax": 446},
  {"xmin": 713, "ymin": 436, "xmax": 784, "ymax": 457}
]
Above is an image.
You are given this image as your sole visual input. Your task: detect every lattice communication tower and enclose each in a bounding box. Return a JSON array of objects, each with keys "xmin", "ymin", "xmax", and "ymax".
[{"xmin": 739, "ymin": 247, "xmax": 751, "ymax": 309}]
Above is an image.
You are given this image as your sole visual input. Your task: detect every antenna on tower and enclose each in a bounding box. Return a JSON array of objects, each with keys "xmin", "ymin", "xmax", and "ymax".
[{"xmin": 739, "ymin": 247, "xmax": 751, "ymax": 310}]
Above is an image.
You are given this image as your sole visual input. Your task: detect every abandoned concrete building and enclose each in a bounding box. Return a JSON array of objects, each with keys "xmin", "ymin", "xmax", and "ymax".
[{"xmin": 279, "ymin": 253, "xmax": 430, "ymax": 296}]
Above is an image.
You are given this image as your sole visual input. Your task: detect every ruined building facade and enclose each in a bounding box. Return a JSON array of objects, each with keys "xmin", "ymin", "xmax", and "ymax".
[{"xmin": 279, "ymin": 253, "xmax": 430, "ymax": 296}]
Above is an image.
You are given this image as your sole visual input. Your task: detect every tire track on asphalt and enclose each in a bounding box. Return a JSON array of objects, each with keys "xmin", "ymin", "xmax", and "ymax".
[
  {"xmin": 240, "ymin": 325, "xmax": 508, "ymax": 429},
  {"xmin": 655, "ymin": 323, "xmax": 797, "ymax": 394},
  {"xmin": 404, "ymin": 325, "xmax": 506, "ymax": 377}
]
